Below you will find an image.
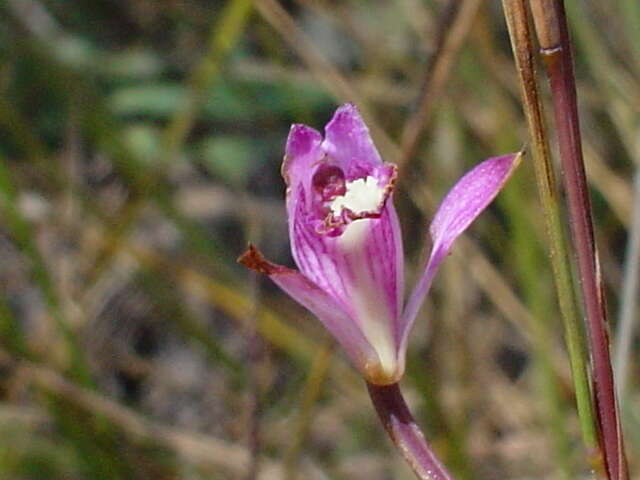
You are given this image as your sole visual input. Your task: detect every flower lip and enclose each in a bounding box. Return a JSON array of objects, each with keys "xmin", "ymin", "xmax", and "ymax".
[
  {"xmin": 313, "ymin": 161, "xmax": 398, "ymax": 235},
  {"xmin": 330, "ymin": 176, "xmax": 386, "ymax": 216}
]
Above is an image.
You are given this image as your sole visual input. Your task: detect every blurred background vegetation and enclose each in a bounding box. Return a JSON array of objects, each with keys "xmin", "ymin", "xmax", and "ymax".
[{"xmin": 0, "ymin": 0, "xmax": 638, "ymax": 478}]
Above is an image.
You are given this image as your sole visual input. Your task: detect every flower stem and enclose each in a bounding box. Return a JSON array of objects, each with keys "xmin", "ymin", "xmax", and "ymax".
[
  {"xmin": 367, "ymin": 382, "xmax": 453, "ymax": 480},
  {"xmin": 528, "ymin": 1, "xmax": 628, "ymax": 478}
]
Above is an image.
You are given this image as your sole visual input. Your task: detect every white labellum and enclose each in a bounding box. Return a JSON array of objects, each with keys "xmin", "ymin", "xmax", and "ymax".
[{"xmin": 330, "ymin": 176, "xmax": 385, "ymax": 216}]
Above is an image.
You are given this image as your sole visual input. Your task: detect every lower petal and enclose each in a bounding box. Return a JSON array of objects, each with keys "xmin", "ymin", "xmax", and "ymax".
[
  {"xmin": 291, "ymin": 200, "xmax": 405, "ymax": 382},
  {"xmin": 239, "ymin": 245, "xmax": 397, "ymax": 383}
]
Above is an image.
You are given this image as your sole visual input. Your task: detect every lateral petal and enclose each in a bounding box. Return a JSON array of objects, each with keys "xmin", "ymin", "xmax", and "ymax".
[
  {"xmin": 428, "ymin": 152, "xmax": 522, "ymax": 253},
  {"xmin": 399, "ymin": 152, "xmax": 522, "ymax": 355}
]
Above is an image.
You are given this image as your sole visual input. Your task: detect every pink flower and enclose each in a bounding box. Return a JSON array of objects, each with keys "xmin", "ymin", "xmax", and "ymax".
[{"xmin": 240, "ymin": 104, "xmax": 521, "ymax": 385}]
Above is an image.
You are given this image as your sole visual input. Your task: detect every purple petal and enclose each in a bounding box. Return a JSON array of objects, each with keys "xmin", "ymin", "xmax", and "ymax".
[
  {"xmin": 238, "ymin": 245, "xmax": 380, "ymax": 380},
  {"xmin": 282, "ymin": 124, "xmax": 324, "ymax": 197},
  {"xmin": 399, "ymin": 152, "xmax": 523, "ymax": 353},
  {"xmin": 282, "ymin": 124, "xmax": 326, "ymax": 245},
  {"xmin": 428, "ymin": 152, "xmax": 522, "ymax": 252},
  {"xmin": 322, "ymin": 103, "xmax": 383, "ymax": 178},
  {"xmin": 290, "ymin": 200, "xmax": 405, "ymax": 383},
  {"xmin": 285, "ymin": 124, "xmax": 323, "ymax": 162}
]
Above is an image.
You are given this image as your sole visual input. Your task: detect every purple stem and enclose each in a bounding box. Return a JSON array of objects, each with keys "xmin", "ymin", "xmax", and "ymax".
[
  {"xmin": 535, "ymin": 2, "xmax": 627, "ymax": 478},
  {"xmin": 367, "ymin": 382, "xmax": 454, "ymax": 480}
]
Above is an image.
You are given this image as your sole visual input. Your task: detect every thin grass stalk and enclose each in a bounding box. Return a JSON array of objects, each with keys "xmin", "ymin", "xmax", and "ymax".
[
  {"xmin": 409, "ymin": 350, "xmax": 463, "ymax": 477},
  {"xmin": 612, "ymin": 0, "xmax": 640, "ymax": 406},
  {"xmin": 284, "ymin": 341, "xmax": 334, "ymax": 480},
  {"xmin": 613, "ymin": 0, "xmax": 640, "ymax": 408},
  {"xmin": 0, "ymin": 155, "xmax": 91, "ymax": 385},
  {"xmin": 134, "ymin": 269, "xmax": 245, "ymax": 376},
  {"xmin": 619, "ymin": 0, "xmax": 640, "ymax": 67},
  {"xmin": 441, "ymin": 254, "xmax": 473, "ymax": 478},
  {"xmin": 613, "ymin": 171, "xmax": 640, "ymax": 400},
  {"xmin": 162, "ymin": 0, "xmax": 253, "ymax": 160},
  {"xmin": 367, "ymin": 383, "xmax": 453, "ymax": 480},
  {"xmin": 12, "ymin": 356, "xmax": 293, "ymax": 477},
  {"xmin": 500, "ymin": 176, "xmax": 573, "ymax": 479},
  {"xmin": 500, "ymin": 0, "xmax": 601, "ymax": 473},
  {"xmin": 398, "ymin": 0, "xmax": 483, "ymax": 170},
  {"xmin": 0, "ymin": 51, "xmax": 227, "ymax": 291},
  {"xmin": 0, "ymin": 96, "xmax": 50, "ymax": 176},
  {"xmin": 243, "ymin": 214, "xmax": 265, "ymax": 480},
  {"xmin": 563, "ymin": 1, "xmax": 637, "ymax": 157},
  {"xmin": 252, "ymin": 0, "xmax": 398, "ymax": 161},
  {"xmin": 477, "ymin": 57, "xmax": 574, "ymax": 476},
  {"xmin": 564, "ymin": 2, "xmax": 635, "ymax": 103},
  {"xmin": 528, "ymin": 1, "xmax": 628, "ymax": 477},
  {"xmin": 0, "ymin": 292, "xmax": 27, "ymax": 357},
  {"xmin": 84, "ymin": 0, "xmax": 253, "ymax": 285},
  {"xmin": 244, "ymin": 306, "xmax": 263, "ymax": 480},
  {"xmin": 120, "ymin": 241, "xmax": 335, "ymax": 375}
]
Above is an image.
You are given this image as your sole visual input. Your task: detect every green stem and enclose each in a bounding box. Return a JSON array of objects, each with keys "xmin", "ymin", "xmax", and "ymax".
[
  {"xmin": 528, "ymin": 1, "xmax": 628, "ymax": 478},
  {"xmin": 501, "ymin": 0, "xmax": 601, "ymax": 473}
]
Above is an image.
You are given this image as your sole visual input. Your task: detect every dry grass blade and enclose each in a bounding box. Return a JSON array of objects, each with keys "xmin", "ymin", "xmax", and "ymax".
[
  {"xmin": 283, "ymin": 341, "xmax": 334, "ymax": 480},
  {"xmin": 253, "ymin": 0, "xmax": 399, "ymax": 161},
  {"xmin": 398, "ymin": 0, "xmax": 483, "ymax": 170},
  {"xmin": 12, "ymin": 357, "xmax": 322, "ymax": 480},
  {"xmin": 613, "ymin": 171, "xmax": 640, "ymax": 400}
]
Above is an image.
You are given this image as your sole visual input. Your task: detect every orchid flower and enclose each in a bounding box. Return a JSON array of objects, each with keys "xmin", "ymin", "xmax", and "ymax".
[{"xmin": 240, "ymin": 103, "xmax": 521, "ymax": 386}]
